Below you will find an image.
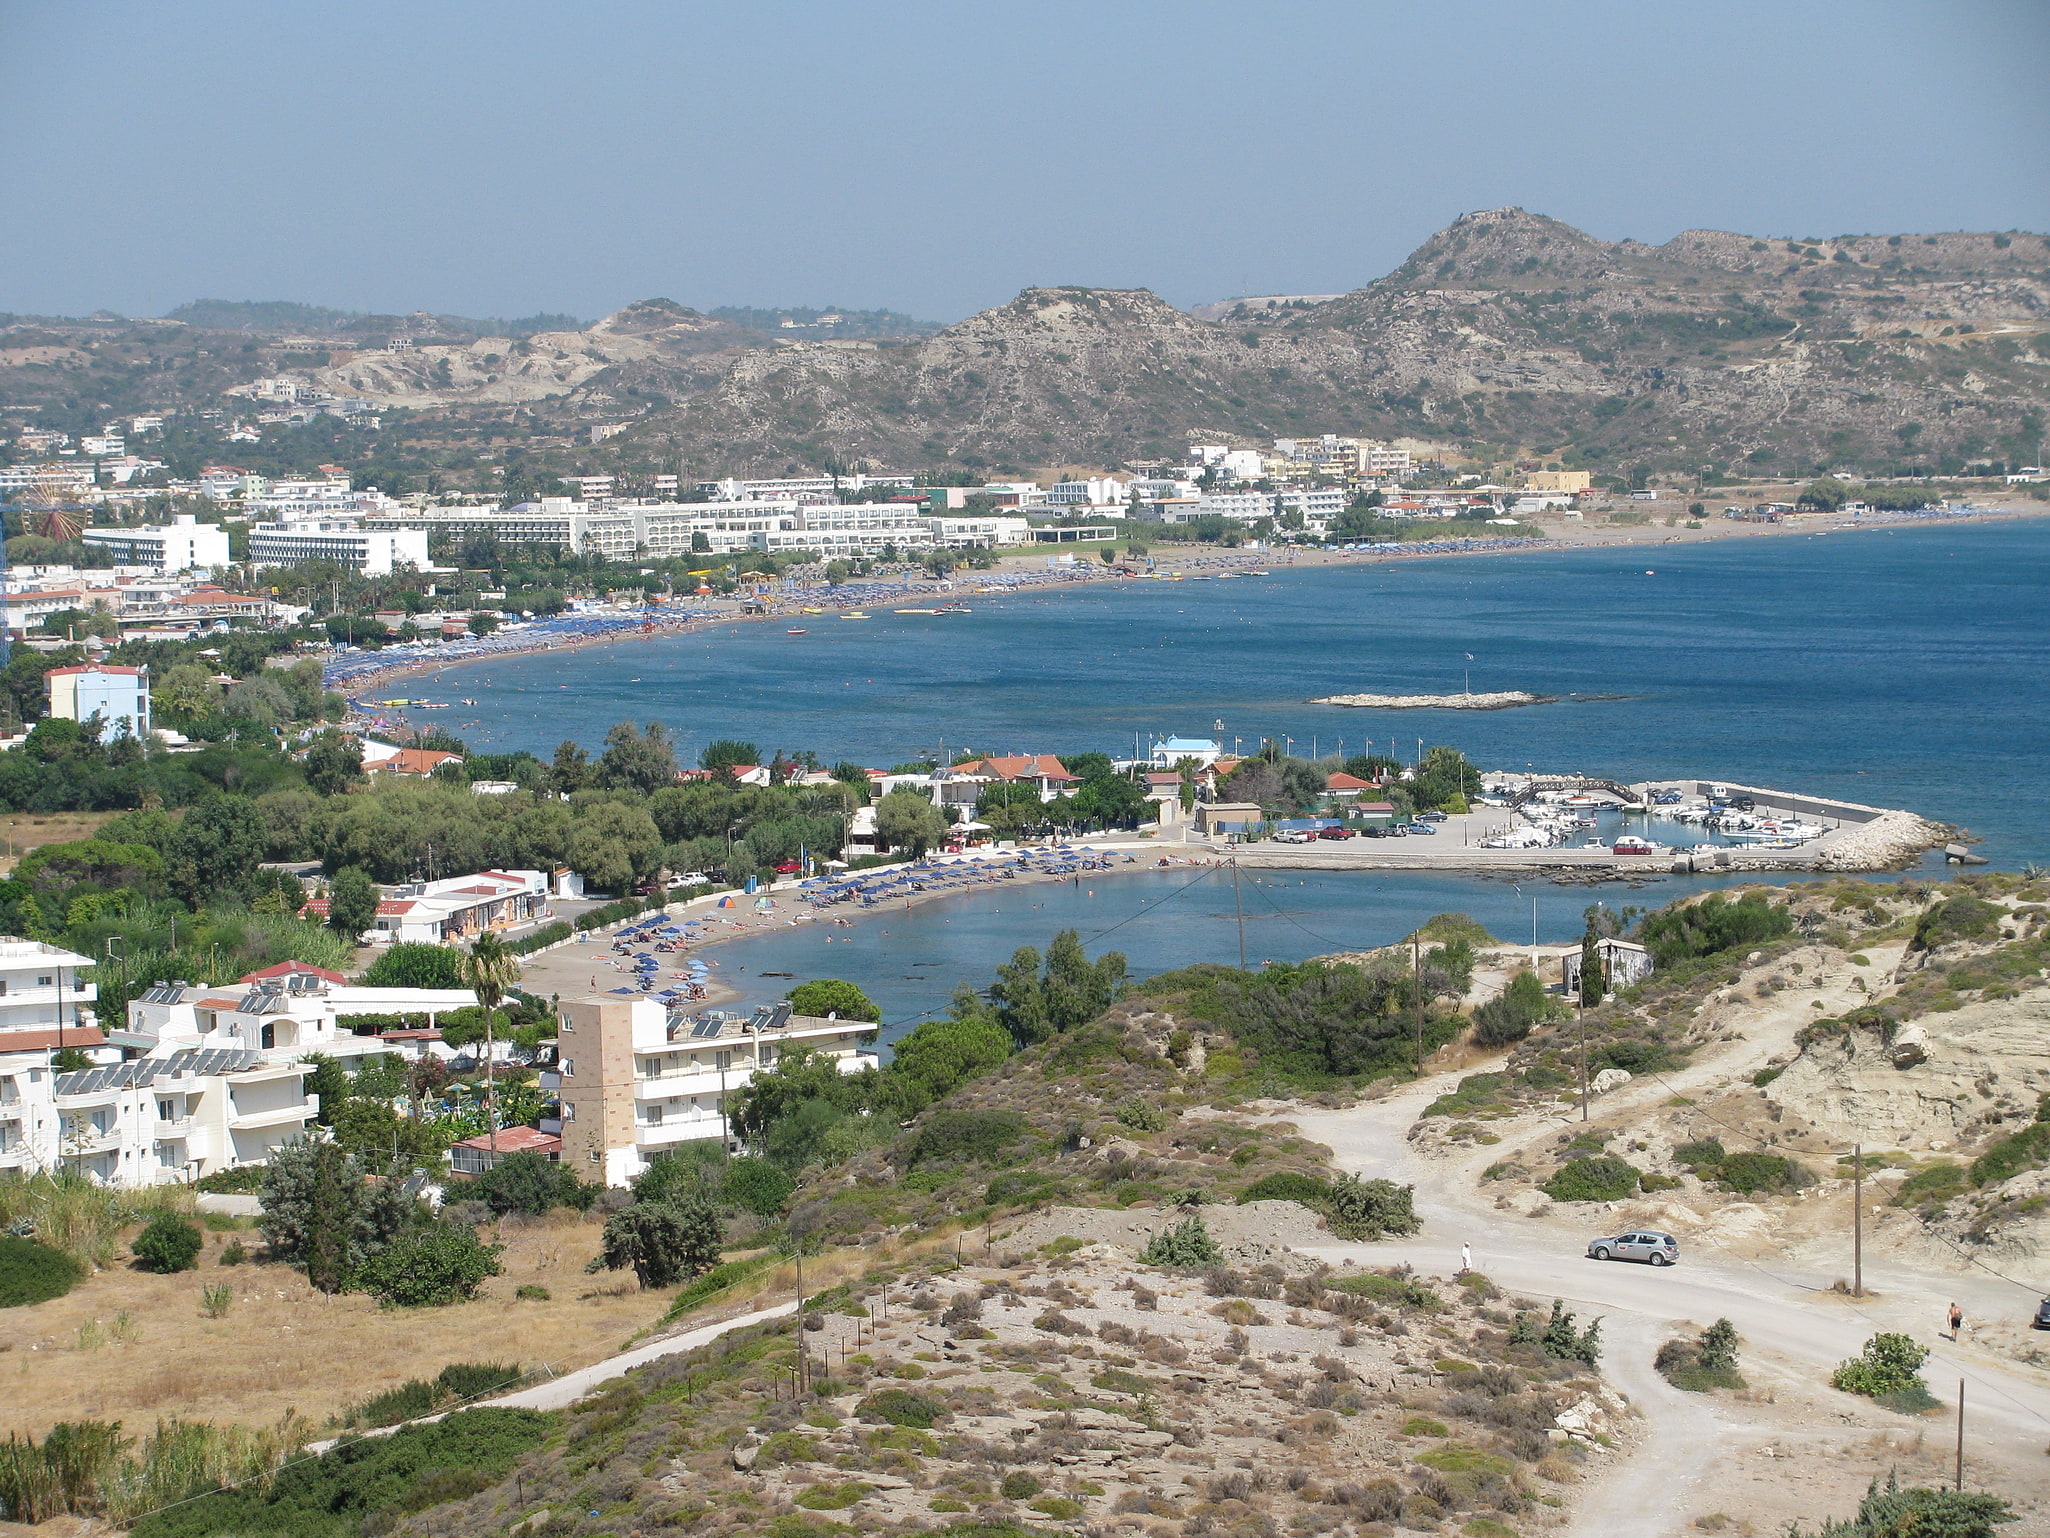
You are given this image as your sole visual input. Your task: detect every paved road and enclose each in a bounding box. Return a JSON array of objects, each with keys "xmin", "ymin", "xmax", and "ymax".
[
  {"xmin": 1287, "ymin": 1081, "xmax": 2050, "ymax": 1538},
  {"xmin": 491, "ymin": 1298, "xmax": 801, "ymax": 1411}
]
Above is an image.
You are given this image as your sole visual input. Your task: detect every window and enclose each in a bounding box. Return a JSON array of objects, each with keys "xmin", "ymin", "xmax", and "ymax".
[
  {"xmin": 36, "ymin": 976, "xmax": 51, "ymax": 988},
  {"xmin": 644, "ymin": 1105, "xmax": 663, "ymax": 1125}
]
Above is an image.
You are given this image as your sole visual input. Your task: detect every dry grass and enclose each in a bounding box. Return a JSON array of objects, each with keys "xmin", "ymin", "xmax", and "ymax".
[
  {"xmin": 0, "ymin": 1213, "xmax": 664, "ymax": 1437},
  {"xmin": 0, "ymin": 811, "xmax": 121, "ymax": 871}
]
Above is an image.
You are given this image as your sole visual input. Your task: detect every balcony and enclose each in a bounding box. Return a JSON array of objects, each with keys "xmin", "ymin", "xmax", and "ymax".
[
  {"xmin": 228, "ymin": 1103, "xmax": 312, "ymax": 1132},
  {"xmin": 635, "ymin": 1110, "xmax": 727, "ymax": 1147},
  {"xmin": 154, "ymin": 1116, "xmax": 194, "ymax": 1137}
]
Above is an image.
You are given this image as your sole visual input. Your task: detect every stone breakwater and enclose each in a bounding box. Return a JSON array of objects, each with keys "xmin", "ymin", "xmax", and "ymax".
[{"xmin": 1311, "ymin": 689, "xmax": 1558, "ymax": 710}]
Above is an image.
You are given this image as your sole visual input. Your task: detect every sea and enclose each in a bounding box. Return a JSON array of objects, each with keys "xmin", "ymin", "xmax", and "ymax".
[{"xmin": 432, "ymin": 518, "xmax": 2049, "ymax": 1032}]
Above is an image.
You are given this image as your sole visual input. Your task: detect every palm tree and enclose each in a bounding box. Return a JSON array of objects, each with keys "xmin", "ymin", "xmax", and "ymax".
[{"xmin": 459, "ymin": 932, "xmax": 522, "ymax": 1154}]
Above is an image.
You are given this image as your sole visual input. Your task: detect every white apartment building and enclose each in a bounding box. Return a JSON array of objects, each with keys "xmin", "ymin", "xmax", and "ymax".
[
  {"xmin": 363, "ymin": 869, "xmax": 553, "ymax": 945},
  {"xmin": 249, "ymin": 519, "xmax": 430, "ymax": 576},
  {"xmin": 1276, "ymin": 488, "xmax": 1347, "ymax": 521},
  {"xmin": 0, "ymin": 940, "xmax": 97, "ymax": 1040},
  {"xmin": 695, "ymin": 474, "xmax": 914, "ymax": 502},
  {"xmin": 0, "ymin": 463, "xmax": 95, "ymax": 499},
  {"xmin": 1198, "ymin": 491, "xmax": 1276, "ymax": 522},
  {"xmin": 80, "ymin": 514, "xmax": 231, "ymax": 573},
  {"xmin": 45, "ymin": 664, "xmax": 151, "ymax": 738},
  {"xmin": 552, "ymin": 998, "xmax": 878, "ymax": 1186},
  {"xmin": 124, "ymin": 960, "xmax": 477, "ymax": 1067},
  {"xmin": 1046, "ymin": 477, "xmax": 1127, "ymax": 507}
]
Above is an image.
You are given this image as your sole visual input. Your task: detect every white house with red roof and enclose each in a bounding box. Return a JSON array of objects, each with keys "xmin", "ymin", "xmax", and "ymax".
[{"xmin": 302, "ymin": 869, "xmax": 551, "ymax": 945}]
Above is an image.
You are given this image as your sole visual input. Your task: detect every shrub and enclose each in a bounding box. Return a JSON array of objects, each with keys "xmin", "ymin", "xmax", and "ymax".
[
  {"xmin": 907, "ymin": 1109, "xmax": 1031, "ymax": 1167},
  {"xmin": 1657, "ymin": 1318, "xmax": 1745, "ymax": 1391},
  {"xmin": 1000, "ymin": 1471, "xmax": 1043, "ymax": 1500},
  {"xmin": 200, "ymin": 1283, "xmax": 234, "ymax": 1318},
  {"xmin": 1912, "ymin": 897, "xmax": 2001, "ymax": 951},
  {"xmin": 1113, "ymin": 1096, "xmax": 1169, "ymax": 1133},
  {"xmin": 218, "ymin": 1239, "xmax": 246, "ymax": 1266},
  {"xmin": 857, "ymin": 1388, "xmax": 946, "ymax": 1428},
  {"xmin": 1785, "ymin": 1473, "xmax": 2014, "ymax": 1538},
  {"xmin": 597, "ymin": 1198, "xmax": 722, "ymax": 1288},
  {"xmin": 192, "ymin": 1167, "xmax": 263, "ymax": 1194},
  {"xmin": 724, "ymin": 1156, "xmax": 796, "ymax": 1217},
  {"xmin": 1323, "ymin": 1176, "xmax": 1421, "ymax": 1239},
  {"xmin": 1717, "ymin": 1151, "xmax": 1808, "ymax": 1194},
  {"xmin": 1636, "ymin": 892, "xmax": 1792, "ymax": 966},
  {"xmin": 1672, "ymin": 1139, "xmax": 1726, "ymax": 1171},
  {"xmin": 1510, "ymin": 1298, "xmax": 1601, "ymax": 1365},
  {"xmin": 1237, "ymin": 1171, "xmax": 1329, "ymax": 1206},
  {"xmin": 786, "ymin": 979, "xmax": 881, "ymax": 1022},
  {"xmin": 515, "ymin": 1284, "xmax": 550, "ymax": 1301},
  {"xmin": 1594, "ymin": 1038, "xmax": 1680, "ymax": 1074},
  {"xmin": 1969, "ymin": 1117, "xmax": 2050, "ymax": 1189},
  {"xmin": 471, "ymin": 1150, "xmax": 588, "ymax": 1217},
  {"xmin": 354, "ymin": 1223, "xmax": 504, "ymax": 1307},
  {"xmin": 1331, "ymin": 1272, "xmax": 1442, "ymax": 1311},
  {"xmin": 1832, "ymin": 1333, "xmax": 1937, "ymax": 1411},
  {"xmin": 358, "ymin": 942, "xmax": 466, "ymax": 990},
  {"xmin": 132, "ymin": 1214, "xmax": 203, "ymax": 1274},
  {"xmin": 1472, "ymin": 969, "xmax": 1558, "ymax": 1046},
  {"xmin": 0, "ymin": 1235, "xmax": 83, "ymax": 1307},
  {"xmin": 1894, "ymin": 1161, "xmax": 1968, "ymax": 1209},
  {"xmin": 1139, "ymin": 1216, "xmax": 1223, "ymax": 1268},
  {"xmin": 1540, "ymin": 1156, "xmax": 1640, "ymax": 1203}
]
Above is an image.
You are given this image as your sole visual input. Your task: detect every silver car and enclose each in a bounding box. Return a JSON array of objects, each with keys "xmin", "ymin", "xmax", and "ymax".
[{"xmin": 1587, "ymin": 1230, "xmax": 1679, "ymax": 1266}]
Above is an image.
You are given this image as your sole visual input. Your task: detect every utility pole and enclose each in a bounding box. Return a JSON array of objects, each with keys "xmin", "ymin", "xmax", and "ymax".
[
  {"xmin": 1852, "ymin": 1144, "xmax": 1864, "ymax": 1298},
  {"xmin": 1577, "ymin": 995, "xmax": 1589, "ymax": 1122},
  {"xmin": 1955, "ymin": 1378, "xmax": 1965, "ymax": 1491}
]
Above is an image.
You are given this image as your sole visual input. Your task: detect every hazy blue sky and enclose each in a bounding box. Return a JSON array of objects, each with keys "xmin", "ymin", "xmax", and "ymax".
[{"xmin": 4, "ymin": 0, "xmax": 2045, "ymax": 324}]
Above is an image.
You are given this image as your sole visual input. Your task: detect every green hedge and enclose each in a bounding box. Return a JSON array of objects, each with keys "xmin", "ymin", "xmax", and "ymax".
[
  {"xmin": 1540, "ymin": 1156, "xmax": 1642, "ymax": 1203},
  {"xmin": 573, "ymin": 894, "xmax": 665, "ymax": 933},
  {"xmin": 506, "ymin": 921, "xmax": 572, "ymax": 955},
  {"xmin": 194, "ymin": 1166, "xmax": 264, "ymax": 1193},
  {"xmin": 0, "ymin": 1235, "xmax": 84, "ymax": 1307}
]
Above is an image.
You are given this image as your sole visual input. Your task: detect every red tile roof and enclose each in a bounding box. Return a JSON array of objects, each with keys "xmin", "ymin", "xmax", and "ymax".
[
  {"xmin": 450, "ymin": 1126, "xmax": 561, "ymax": 1155},
  {"xmin": 958, "ymin": 755, "xmax": 1077, "ymax": 783},
  {"xmin": 1325, "ymin": 772, "xmax": 1376, "ymax": 790},
  {"xmin": 0, "ymin": 1026, "xmax": 109, "ymax": 1053},
  {"xmin": 241, "ymin": 960, "xmax": 347, "ymax": 985}
]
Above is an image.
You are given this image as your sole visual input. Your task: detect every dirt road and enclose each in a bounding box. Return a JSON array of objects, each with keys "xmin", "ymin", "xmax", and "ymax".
[{"xmin": 1286, "ymin": 1078, "xmax": 2050, "ymax": 1536}]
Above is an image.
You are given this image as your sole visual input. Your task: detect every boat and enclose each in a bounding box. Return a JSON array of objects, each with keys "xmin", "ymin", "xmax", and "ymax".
[
  {"xmin": 1611, "ymin": 836, "xmax": 1666, "ymax": 855},
  {"xmin": 894, "ymin": 608, "xmax": 941, "ymax": 614},
  {"xmin": 786, "ymin": 628, "xmax": 807, "ymax": 635},
  {"xmin": 841, "ymin": 611, "xmax": 870, "ymax": 619},
  {"xmin": 801, "ymin": 607, "xmax": 825, "ymax": 615}
]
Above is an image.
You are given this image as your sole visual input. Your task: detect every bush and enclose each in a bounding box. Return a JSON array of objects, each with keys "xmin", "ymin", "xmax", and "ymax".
[
  {"xmin": 1540, "ymin": 1156, "xmax": 1641, "ymax": 1203},
  {"xmin": 1139, "ymin": 1216, "xmax": 1224, "ymax": 1268},
  {"xmin": 1330, "ymin": 1272, "xmax": 1442, "ymax": 1311},
  {"xmin": 1717, "ymin": 1151, "xmax": 1808, "ymax": 1194},
  {"xmin": 1672, "ymin": 1139, "xmax": 1726, "ymax": 1171},
  {"xmin": 1636, "ymin": 892, "xmax": 1792, "ymax": 967},
  {"xmin": 471, "ymin": 1150, "xmax": 588, "ymax": 1217},
  {"xmin": 129, "ymin": 1408, "xmax": 554, "ymax": 1538},
  {"xmin": 193, "ymin": 1167, "xmax": 263, "ymax": 1193},
  {"xmin": 597, "ymin": 1198, "xmax": 722, "ymax": 1288},
  {"xmin": 1969, "ymin": 1117, "xmax": 2050, "ymax": 1189},
  {"xmin": 724, "ymin": 1156, "xmax": 795, "ymax": 1217},
  {"xmin": 354, "ymin": 1223, "xmax": 504, "ymax": 1307},
  {"xmin": 907, "ymin": 1109, "xmax": 1030, "ymax": 1168},
  {"xmin": 357, "ymin": 942, "xmax": 465, "ymax": 990},
  {"xmin": 1000, "ymin": 1471, "xmax": 1042, "ymax": 1500},
  {"xmin": 1510, "ymin": 1298, "xmax": 1601, "ymax": 1365},
  {"xmin": 1894, "ymin": 1161, "xmax": 1968, "ymax": 1209},
  {"xmin": 1472, "ymin": 970, "xmax": 1558, "ymax": 1046},
  {"xmin": 132, "ymin": 1214, "xmax": 203, "ymax": 1274},
  {"xmin": 0, "ymin": 1235, "xmax": 83, "ymax": 1307},
  {"xmin": 1594, "ymin": 1038, "xmax": 1680, "ymax": 1074},
  {"xmin": 1786, "ymin": 1473, "xmax": 2014, "ymax": 1538},
  {"xmin": 1323, "ymin": 1175, "xmax": 1421, "ymax": 1240},
  {"xmin": 857, "ymin": 1388, "xmax": 946, "ymax": 1428},
  {"xmin": 1912, "ymin": 897, "xmax": 2001, "ymax": 951},
  {"xmin": 515, "ymin": 1284, "xmax": 550, "ymax": 1301},
  {"xmin": 785, "ymin": 979, "xmax": 881, "ymax": 1022},
  {"xmin": 1113, "ymin": 1096, "xmax": 1169, "ymax": 1133},
  {"xmin": 1656, "ymin": 1318, "xmax": 1745, "ymax": 1391},
  {"xmin": 1832, "ymin": 1333, "xmax": 1936, "ymax": 1410},
  {"xmin": 1237, "ymin": 1171, "xmax": 1329, "ymax": 1206}
]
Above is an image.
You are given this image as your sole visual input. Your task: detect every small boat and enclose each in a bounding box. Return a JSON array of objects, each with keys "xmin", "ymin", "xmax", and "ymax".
[
  {"xmin": 842, "ymin": 611, "xmax": 870, "ymax": 619},
  {"xmin": 460, "ymin": 698, "xmax": 476, "ymax": 706},
  {"xmin": 786, "ymin": 628, "xmax": 807, "ymax": 635}
]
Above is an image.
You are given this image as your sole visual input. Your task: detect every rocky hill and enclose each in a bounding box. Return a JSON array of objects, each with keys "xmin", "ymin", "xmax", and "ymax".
[{"xmin": 4, "ymin": 208, "xmax": 2045, "ymax": 483}]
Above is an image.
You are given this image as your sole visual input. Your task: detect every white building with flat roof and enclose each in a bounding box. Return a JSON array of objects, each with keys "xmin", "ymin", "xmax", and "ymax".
[
  {"xmin": 249, "ymin": 520, "xmax": 430, "ymax": 576},
  {"xmin": 80, "ymin": 514, "xmax": 231, "ymax": 574},
  {"xmin": 123, "ymin": 960, "xmax": 476, "ymax": 1067}
]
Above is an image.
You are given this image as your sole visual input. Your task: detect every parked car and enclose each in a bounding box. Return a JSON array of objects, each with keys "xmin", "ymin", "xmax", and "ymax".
[
  {"xmin": 1405, "ymin": 822, "xmax": 1437, "ymax": 835},
  {"xmin": 1317, "ymin": 827, "xmax": 1356, "ymax": 841},
  {"xmin": 1416, "ymin": 810, "xmax": 1449, "ymax": 822},
  {"xmin": 774, "ymin": 861, "xmax": 803, "ymax": 874},
  {"xmin": 1272, "ymin": 829, "xmax": 1314, "ymax": 844},
  {"xmin": 2033, "ymin": 1296, "xmax": 2050, "ymax": 1330},
  {"xmin": 1586, "ymin": 1231, "xmax": 1679, "ymax": 1266}
]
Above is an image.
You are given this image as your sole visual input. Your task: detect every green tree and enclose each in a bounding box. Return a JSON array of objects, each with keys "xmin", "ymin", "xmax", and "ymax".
[
  {"xmin": 1473, "ymin": 969, "xmax": 1559, "ymax": 1045},
  {"xmin": 880, "ymin": 993, "xmax": 1012, "ymax": 1115},
  {"xmin": 326, "ymin": 867, "xmax": 380, "ymax": 943},
  {"xmin": 459, "ymin": 932, "xmax": 522, "ymax": 1149},
  {"xmin": 354, "ymin": 1221, "xmax": 503, "ymax": 1306},
  {"xmin": 989, "ymin": 930, "xmax": 1128, "ymax": 1048},
  {"xmin": 548, "ymin": 740, "xmax": 591, "ymax": 795},
  {"xmin": 471, "ymin": 1149, "xmax": 583, "ymax": 1216},
  {"xmin": 1411, "ymin": 746, "xmax": 1482, "ymax": 810},
  {"xmin": 597, "ymin": 1198, "xmax": 722, "ymax": 1287},
  {"xmin": 358, "ymin": 942, "xmax": 464, "ymax": 989},
  {"xmin": 131, "ymin": 1213, "xmax": 203, "ymax": 1273},
  {"xmin": 876, "ymin": 787, "xmax": 948, "ymax": 855},
  {"xmin": 1787, "ymin": 1473, "xmax": 2014, "ymax": 1538},
  {"xmin": 168, "ymin": 796, "xmax": 267, "ymax": 904},
  {"xmin": 723, "ymin": 1156, "xmax": 794, "ymax": 1217},
  {"xmin": 596, "ymin": 721, "xmax": 679, "ymax": 794},
  {"xmin": 785, "ymin": 978, "xmax": 880, "ymax": 1022},
  {"xmin": 564, "ymin": 800, "xmax": 661, "ymax": 893},
  {"xmin": 256, "ymin": 1138, "xmax": 410, "ymax": 1293},
  {"xmin": 700, "ymin": 739, "xmax": 761, "ymax": 775},
  {"xmin": 303, "ymin": 730, "xmax": 365, "ymax": 796},
  {"xmin": 727, "ymin": 1044, "xmax": 871, "ymax": 1144},
  {"xmin": 302, "ymin": 1052, "xmax": 348, "ymax": 1126}
]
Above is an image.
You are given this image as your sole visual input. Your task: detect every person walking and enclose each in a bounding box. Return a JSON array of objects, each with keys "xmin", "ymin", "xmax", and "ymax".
[
  {"xmin": 1461, "ymin": 1242, "xmax": 1473, "ymax": 1274},
  {"xmin": 1948, "ymin": 1302, "xmax": 1964, "ymax": 1339}
]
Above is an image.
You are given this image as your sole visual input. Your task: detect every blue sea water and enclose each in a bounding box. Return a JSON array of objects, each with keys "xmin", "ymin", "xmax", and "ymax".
[
  {"xmin": 443, "ymin": 518, "xmax": 2048, "ymax": 865},
  {"xmin": 456, "ymin": 517, "xmax": 2050, "ymax": 1032}
]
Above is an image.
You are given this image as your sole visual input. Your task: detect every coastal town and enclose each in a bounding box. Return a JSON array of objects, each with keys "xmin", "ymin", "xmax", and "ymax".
[{"xmin": 3, "ymin": 7, "xmax": 2049, "ymax": 1534}]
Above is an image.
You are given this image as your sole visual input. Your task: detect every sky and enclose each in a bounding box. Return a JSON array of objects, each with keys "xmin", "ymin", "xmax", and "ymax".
[{"xmin": 3, "ymin": 0, "xmax": 2047, "ymax": 325}]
